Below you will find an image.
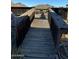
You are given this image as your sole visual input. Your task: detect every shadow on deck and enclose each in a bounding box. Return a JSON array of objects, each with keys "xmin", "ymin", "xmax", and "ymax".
[{"xmin": 19, "ymin": 27, "xmax": 57, "ymax": 59}]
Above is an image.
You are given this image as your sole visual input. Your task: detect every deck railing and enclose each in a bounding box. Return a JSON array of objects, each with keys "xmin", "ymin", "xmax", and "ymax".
[
  {"xmin": 11, "ymin": 8, "xmax": 35, "ymax": 48},
  {"xmin": 48, "ymin": 8, "xmax": 68, "ymax": 47}
]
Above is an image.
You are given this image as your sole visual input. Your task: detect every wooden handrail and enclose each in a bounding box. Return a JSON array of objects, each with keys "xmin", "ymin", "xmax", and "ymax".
[
  {"xmin": 48, "ymin": 9, "xmax": 68, "ymax": 47},
  {"xmin": 20, "ymin": 8, "xmax": 35, "ymax": 22},
  {"xmin": 20, "ymin": 8, "xmax": 35, "ymax": 17},
  {"xmin": 11, "ymin": 13, "xmax": 30, "ymax": 47}
]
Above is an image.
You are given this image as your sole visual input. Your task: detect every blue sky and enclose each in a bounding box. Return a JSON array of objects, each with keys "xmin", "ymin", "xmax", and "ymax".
[{"xmin": 12, "ymin": 0, "xmax": 68, "ymax": 7}]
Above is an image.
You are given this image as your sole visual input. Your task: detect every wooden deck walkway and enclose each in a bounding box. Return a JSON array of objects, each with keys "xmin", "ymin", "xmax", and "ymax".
[{"xmin": 19, "ymin": 13, "xmax": 58, "ymax": 59}]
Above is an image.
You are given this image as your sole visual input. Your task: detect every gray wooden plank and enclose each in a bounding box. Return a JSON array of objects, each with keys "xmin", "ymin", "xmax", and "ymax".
[{"xmin": 19, "ymin": 13, "xmax": 57, "ymax": 59}]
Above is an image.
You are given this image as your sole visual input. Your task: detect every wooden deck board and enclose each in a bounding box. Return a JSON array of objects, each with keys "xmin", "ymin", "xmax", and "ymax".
[
  {"xmin": 19, "ymin": 13, "xmax": 57, "ymax": 59},
  {"xmin": 31, "ymin": 19, "xmax": 50, "ymax": 28}
]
